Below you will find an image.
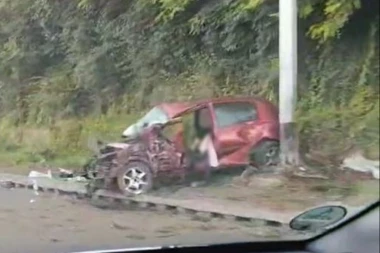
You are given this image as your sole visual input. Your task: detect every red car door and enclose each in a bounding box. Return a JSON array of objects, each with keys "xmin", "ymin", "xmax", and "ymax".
[
  {"xmin": 172, "ymin": 103, "xmax": 214, "ymax": 151},
  {"xmin": 210, "ymin": 101, "xmax": 260, "ymax": 167}
]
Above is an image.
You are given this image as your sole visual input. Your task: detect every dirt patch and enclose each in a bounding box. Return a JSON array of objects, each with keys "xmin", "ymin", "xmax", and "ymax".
[{"xmin": 152, "ymin": 172, "xmax": 378, "ymax": 213}]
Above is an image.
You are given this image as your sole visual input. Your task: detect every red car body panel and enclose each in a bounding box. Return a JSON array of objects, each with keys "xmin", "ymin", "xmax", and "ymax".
[
  {"xmin": 110, "ymin": 125, "xmax": 186, "ymax": 181},
  {"xmin": 155, "ymin": 97, "xmax": 279, "ymax": 168}
]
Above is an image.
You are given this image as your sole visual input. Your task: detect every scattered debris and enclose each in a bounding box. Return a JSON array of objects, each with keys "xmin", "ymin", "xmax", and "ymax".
[
  {"xmin": 58, "ymin": 168, "xmax": 87, "ymax": 182},
  {"xmin": 190, "ymin": 181, "xmax": 208, "ymax": 188},
  {"xmin": 66, "ymin": 176, "xmax": 88, "ymax": 182},
  {"xmin": 27, "ymin": 168, "xmax": 87, "ymax": 182},
  {"xmin": 292, "ymin": 172, "xmax": 329, "ymax": 180},
  {"xmin": 32, "ymin": 179, "xmax": 39, "ymax": 194},
  {"xmin": 27, "ymin": 170, "xmax": 50, "ymax": 203},
  {"xmin": 112, "ymin": 220, "xmax": 132, "ymax": 230},
  {"xmin": 58, "ymin": 168, "xmax": 74, "ymax": 178},
  {"xmin": 49, "ymin": 238, "xmax": 61, "ymax": 243},
  {"xmin": 28, "ymin": 170, "xmax": 52, "ymax": 179},
  {"xmin": 342, "ymin": 152, "xmax": 379, "ymax": 179},
  {"xmin": 0, "ymin": 180, "xmax": 14, "ymax": 189}
]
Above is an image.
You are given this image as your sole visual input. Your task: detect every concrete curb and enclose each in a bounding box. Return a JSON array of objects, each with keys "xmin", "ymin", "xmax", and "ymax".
[{"xmin": 0, "ymin": 178, "xmax": 286, "ymax": 227}]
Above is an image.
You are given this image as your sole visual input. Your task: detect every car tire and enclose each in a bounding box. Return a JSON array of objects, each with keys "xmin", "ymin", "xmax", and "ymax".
[
  {"xmin": 250, "ymin": 140, "xmax": 280, "ymax": 167},
  {"xmin": 116, "ymin": 162, "xmax": 153, "ymax": 195}
]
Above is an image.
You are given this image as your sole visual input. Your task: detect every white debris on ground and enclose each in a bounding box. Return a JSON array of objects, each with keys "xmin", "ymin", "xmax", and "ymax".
[
  {"xmin": 342, "ymin": 152, "xmax": 380, "ymax": 179},
  {"xmin": 67, "ymin": 176, "xmax": 88, "ymax": 182},
  {"xmin": 59, "ymin": 168, "xmax": 73, "ymax": 176},
  {"xmin": 28, "ymin": 170, "xmax": 52, "ymax": 179},
  {"xmin": 27, "ymin": 169, "xmax": 87, "ymax": 182},
  {"xmin": 27, "ymin": 169, "xmax": 87, "ymax": 203},
  {"xmin": 27, "ymin": 170, "xmax": 51, "ymax": 203},
  {"xmin": 58, "ymin": 168, "xmax": 87, "ymax": 182}
]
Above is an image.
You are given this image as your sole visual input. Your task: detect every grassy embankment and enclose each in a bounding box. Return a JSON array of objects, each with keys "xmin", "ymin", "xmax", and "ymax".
[
  {"xmin": 0, "ymin": 97, "xmax": 378, "ymax": 175},
  {"xmin": 0, "ymin": 99, "xmax": 378, "ymax": 202},
  {"xmin": 0, "ymin": 113, "xmax": 139, "ymax": 173}
]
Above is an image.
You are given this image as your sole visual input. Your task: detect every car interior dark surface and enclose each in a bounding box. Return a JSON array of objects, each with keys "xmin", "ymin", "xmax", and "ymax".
[{"xmin": 74, "ymin": 200, "xmax": 379, "ymax": 253}]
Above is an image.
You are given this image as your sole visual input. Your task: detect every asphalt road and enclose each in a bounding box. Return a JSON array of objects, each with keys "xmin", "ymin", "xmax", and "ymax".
[{"xmin": 0, "ymin": 187, "xmax": 286, "ymax": 253}]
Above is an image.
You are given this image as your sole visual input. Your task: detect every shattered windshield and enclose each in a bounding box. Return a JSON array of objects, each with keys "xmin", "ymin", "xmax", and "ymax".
[
  {"xmin": 0, "ymin": 0, "xmax": 378, "ymax": 252},
  {"xmin": 122, "ymin": 106, "xmax": 169, "ymax": 137}
]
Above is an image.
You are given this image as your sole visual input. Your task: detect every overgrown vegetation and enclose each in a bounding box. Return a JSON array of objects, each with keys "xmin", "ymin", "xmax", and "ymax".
[{"xmin": 0, "ymin": 0, "xmax": 379, "ymax": 171}]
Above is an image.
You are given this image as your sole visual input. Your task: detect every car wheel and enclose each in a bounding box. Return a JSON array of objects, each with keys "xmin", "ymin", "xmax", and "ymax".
[
  {"xmin": 250, "ymin": 140, "xmax": 280, "ymax": 167},
  {"xmin": 116, "ymin": 162, "xmax": 153, "ymax": 195}
]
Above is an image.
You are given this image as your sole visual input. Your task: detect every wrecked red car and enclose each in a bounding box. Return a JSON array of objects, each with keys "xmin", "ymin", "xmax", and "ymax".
[{"xmin": 84, "ymin": 97, "xmax": 280, "ymax": 195}]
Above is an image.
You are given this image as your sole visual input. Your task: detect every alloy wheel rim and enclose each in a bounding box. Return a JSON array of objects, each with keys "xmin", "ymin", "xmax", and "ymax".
[
  {"xmin": 265, "ymin": 146, "xmax": 279, "ymax": 165},
  {"xmin": 123, "ymin": 167, "xmax": 148, "ymax": 194}
]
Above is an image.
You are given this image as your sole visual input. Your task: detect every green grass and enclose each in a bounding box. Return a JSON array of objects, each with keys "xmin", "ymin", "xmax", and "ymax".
[{"xmin": 0, "ymin": 113, "xmax": 140, "ymax": 174}]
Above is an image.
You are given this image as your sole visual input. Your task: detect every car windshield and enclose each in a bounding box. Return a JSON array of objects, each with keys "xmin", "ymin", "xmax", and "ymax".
[
  {"xmin": 122, "ymin": 106, "xmax": 169, "ymax": 137},
  {"xmin": 0, "ymin": 0, "xmax": 378, "ymax": 252}
]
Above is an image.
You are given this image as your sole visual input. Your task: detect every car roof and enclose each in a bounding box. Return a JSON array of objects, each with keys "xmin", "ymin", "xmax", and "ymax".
[{"xmin": 157, "ymin": 96, "xmax": 273, "ymax": 118}]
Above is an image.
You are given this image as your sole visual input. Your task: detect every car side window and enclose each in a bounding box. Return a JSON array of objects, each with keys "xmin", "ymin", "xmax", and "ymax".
[{"xmin": 213, "ymin": 102, "xmax": 257, "ymax": 128}]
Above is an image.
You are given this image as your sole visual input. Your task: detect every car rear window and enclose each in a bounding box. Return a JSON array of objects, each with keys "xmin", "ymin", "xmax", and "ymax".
[{"xmin": 213, "ymin": 102, "xmax": 257, "ymax": 128}]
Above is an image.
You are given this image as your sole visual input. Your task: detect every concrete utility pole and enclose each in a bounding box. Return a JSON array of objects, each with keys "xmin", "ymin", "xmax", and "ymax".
[{"xmin": 279, "ymin": 0, "xmax": 299, "ymax": 166}]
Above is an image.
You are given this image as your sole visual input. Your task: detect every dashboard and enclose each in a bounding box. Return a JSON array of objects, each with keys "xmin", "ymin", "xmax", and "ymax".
[{"xmin": 308, "ymin": 205, "xmax": 379, "ymax": 253}]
